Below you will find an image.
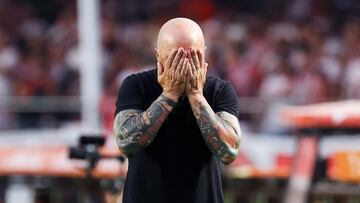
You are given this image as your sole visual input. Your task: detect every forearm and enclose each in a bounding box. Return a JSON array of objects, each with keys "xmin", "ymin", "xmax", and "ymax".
[
  {"xmin": 114, "ymin": 94, "xmax": 177, "ymax": 157},
  {"xmin": 188, "ymin": 94, "xmax": 241, "ymax": 164}
]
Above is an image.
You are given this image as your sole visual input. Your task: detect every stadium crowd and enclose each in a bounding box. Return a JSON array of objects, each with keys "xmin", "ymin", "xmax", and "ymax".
[{"xmin": 0, "ymin": 0, "xmax": 360, "ymax": 129}]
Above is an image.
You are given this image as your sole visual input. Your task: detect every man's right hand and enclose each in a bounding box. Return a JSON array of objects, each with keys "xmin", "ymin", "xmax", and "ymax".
[{"xmin": 157, "ymin": 47, "xmax": 189, "ymax": 102}]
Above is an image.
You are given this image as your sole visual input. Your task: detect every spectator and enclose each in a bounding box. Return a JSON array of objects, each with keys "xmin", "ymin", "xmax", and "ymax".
[{"xmin": 0, "ymin": 0, "xmax": 360, "ymax": 129}]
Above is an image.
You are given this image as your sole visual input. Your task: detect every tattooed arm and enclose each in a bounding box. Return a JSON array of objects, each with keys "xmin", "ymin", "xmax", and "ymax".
[
  {"xmin": 185, "ymin": 48, "xmax": 241, "ymax": 164},
  {"xmin": 188, "ymin": 95, "xmax": 241, "ymax": 164},
  {"xmin": 114, "ymin": 48, "xmax": 188, "ymax": 157},
  {"xmin": 114, "ymin": 94, "xmax": 177, "ymax": 157}
]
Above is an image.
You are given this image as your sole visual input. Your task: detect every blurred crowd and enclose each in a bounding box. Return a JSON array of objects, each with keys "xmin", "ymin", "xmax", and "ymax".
[{"xmin": 0, "ymin": 0, "xmax": 360, "ymax": 129}]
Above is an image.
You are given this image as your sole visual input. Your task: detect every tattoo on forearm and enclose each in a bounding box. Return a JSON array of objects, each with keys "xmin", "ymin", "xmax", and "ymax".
[
  {"xmin": 191, "ymin": 97, "xmax": 241, "ymax": 164},
  {"xmin": 114, "ymin": 95, "xmax": 176, "ymax": 157}
]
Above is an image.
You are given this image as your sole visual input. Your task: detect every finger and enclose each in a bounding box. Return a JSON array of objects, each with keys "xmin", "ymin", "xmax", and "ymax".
[
  {"xmin": 175, "ymin": 51, "xmax": 187, "ymax": 76},
  {"xmin": 174, "ymin": 53, "xmax": 186, "ymax": 81},
  {"xmin": 157, "ymin": 62, "xmax": 164, "ymax": 76},
  {"xmin": 186, "ymin": 62, "xmax": 193, "ymax": 84},
  {"xmin": 170, "ymin": 48, "xmax": 184, "ymax": 70},
  {"xmin": 181, "ymin": 58, "xmax": 188, "ymax": 78},
  {"xmin": 204, "ymin": 63, "xmax": 208, "ymax": 80},
  {"xmin": 188, "ymin": 51, "xmax": 196, "ymax": 70},
  {"xmin": 181, "ymin": 58, "xmax": 190, "ymax": 82},
  {"xmin": 189, "ymin": 59, "xmax": 196, "ymax": 80},
  {"xmin": 157, "ymin": 65, "xmax": 162, "ymax": 83},
  {"xmin": 165, "ymin": 49, "xmax": 177, "ymax": 70},
  {"xmin": 191, "ymin": 49, "xmax": 200, "ymax": 69},
  {"xmin": 197, "ymin": 49, "xmax": 204, "ymax": 68},
  {"xmin": 157, "ymin": 62, "xmax": 164, "ymax": 80}
]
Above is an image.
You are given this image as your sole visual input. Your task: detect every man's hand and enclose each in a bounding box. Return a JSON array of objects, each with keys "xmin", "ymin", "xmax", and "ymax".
[
  {"xmin": 158, "ymin": 47, "xmax": 189, "ymax": 102},
  {"xmin": 185, "ymin": 49, "xmax": 208, "ymax": 97}
]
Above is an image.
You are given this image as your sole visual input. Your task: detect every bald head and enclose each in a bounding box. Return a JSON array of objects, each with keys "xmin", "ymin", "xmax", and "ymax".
[{"xmin": 156, "ymin": 18, "xmax": 205, "ymax": 61}]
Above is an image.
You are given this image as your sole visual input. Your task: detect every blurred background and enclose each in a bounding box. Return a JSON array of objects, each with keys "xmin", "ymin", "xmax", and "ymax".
[{"xmin": 0, "ymin": 0, "xmax": 360, "ymax": 202}]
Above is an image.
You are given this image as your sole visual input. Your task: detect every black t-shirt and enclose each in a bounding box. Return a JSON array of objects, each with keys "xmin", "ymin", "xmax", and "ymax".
[{"xmin": 115, "ymin": 68, "xmax": 240, "ymax": 203}]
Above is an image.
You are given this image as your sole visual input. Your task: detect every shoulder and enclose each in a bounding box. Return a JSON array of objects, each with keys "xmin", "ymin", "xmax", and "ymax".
[
  {"xmin": 205, "ymin": 75, "xmax": 240, "ymax": 118},
  {"xmin": 115, "ymin": 68, "xmax": 156, "ymax": 115},
  {"xmin": 205, "ymin": 74, "xmax": 232, "ymax": 94},
  {"xmin": 117, "ymin": 67, "xmax": 157, "ymax": 98},
  {"xmin": 120, "ymin": 67, "xmax": 157, "ymax": 89},
  {"xmin": 206, "ymin": 74, "xmax": 226, "ymax": 84},
  {"xmin": 130, "ymin": 67, "xmax": 157, "ymax": 82}
]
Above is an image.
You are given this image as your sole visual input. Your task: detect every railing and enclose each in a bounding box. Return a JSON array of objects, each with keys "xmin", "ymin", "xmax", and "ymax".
[
  {"xmin": 0, "ymin": 96, "xmax": 305, "ymax": 130},
  {"xmin": 0, "ymin": 96, "xmax": 81, "ymax": 113},
  {"xmin": 0, "ymin": 96, "xmax": 305, "ymax": 113}
]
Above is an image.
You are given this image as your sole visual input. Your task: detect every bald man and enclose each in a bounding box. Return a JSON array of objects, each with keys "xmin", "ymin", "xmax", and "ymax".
[{"xmin": 114, "ymin": 18, "xmax": 242, "ymax": 203}]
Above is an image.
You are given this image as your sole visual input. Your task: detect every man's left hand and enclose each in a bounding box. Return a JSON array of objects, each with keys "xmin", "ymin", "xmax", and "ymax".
[{"xmin": 185, "ymin": 48, "xmax": 208, "ymax": 97}]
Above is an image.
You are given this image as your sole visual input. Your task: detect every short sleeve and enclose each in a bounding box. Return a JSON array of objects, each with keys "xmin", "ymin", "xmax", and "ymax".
[
  {"xmin": 213, "ymin": 81, "xmax": 240, "ymax": 118},
  {"xmin": 114, "ymin": 75, "xmax": 145, "ymax": 116}
]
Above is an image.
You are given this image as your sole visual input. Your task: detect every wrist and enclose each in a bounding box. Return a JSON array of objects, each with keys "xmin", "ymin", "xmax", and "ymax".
[
  {"xmin": 187, "ymin": 92, "xmax": 203, "ymax": 101},
  {"xmin": 162, "ymin": 92, "xmax": 180, "ymax": 103}
]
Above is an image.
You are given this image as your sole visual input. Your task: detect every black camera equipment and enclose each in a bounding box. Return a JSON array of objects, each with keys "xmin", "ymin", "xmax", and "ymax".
[
  {"xmin": 69, "ymin": 135, "xmax": 125, "ymax": 176},
  {"xmin": 69, "ymin": 135, "xmax": 126, "ymax": 195}
]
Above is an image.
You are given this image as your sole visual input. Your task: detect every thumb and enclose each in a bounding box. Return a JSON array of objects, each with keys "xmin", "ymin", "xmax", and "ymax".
[
  {"xmin": 204, "ymin": 63, "xmax": 208, "ymax": 81},
  {"xmin": 157, "ymin": 62, "xmax": 164, "ymax": 76}
]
